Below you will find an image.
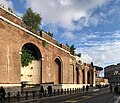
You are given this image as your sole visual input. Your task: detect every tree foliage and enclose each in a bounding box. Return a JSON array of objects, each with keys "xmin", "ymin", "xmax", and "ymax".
[
  {"xmin": 47, "ymin": 31, "xmax": 53, "ymax": 37},
  {"xmin": 65, "ymin": 43, "xmax": 69, "ymax": 48},
  {"xmin": 70, "ymin": 45, "xmax": 75, "ymax": 55},
  {"xmin": 94, "ymin": 66, "xmax": 103, "ymax": 71},
  {"xmin": 40, "ymin": 30, "xmax": 53, "ymax": 37},
  {"xmin": 77, "ymin": 53, "xmax": 81, "ymax": 57},
  {"xmin": 65, "ymin": 43, "xmax": 75, "ymax": 55},
  {"xmin": 91, "ymin": 62, "xmax": 94, "ymax": 67},
  {"xmin": 8, "ymin": 7, "xmax": 13, "ymax": 13},
  {"xmin": 21, "ymin": 47, "xmax": 35, "ymax": 67},
  {"xmin": 22, "ymin": 8, "xmax": 42, "ymax": 31}
]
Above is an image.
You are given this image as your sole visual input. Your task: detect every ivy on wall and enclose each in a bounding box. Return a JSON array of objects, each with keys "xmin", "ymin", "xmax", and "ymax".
[{"xmin": 21, "ymin": 47, "xmax": 35, "ymax": 67}]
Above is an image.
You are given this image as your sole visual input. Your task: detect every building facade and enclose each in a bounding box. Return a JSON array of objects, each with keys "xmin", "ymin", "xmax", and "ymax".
[
  {"xmin": 76, "ymin": 56, "xmax": 96, "ymax": 86},
  {"xmin": 0, "ymin": 6, "xmax": 96, "ymax": 91},
  {"xmin": 104, "ymin": 64, "xmax": 120, "ymax": 85}
]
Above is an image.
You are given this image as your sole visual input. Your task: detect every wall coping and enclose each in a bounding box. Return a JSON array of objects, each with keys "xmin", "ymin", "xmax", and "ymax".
[
  {"xmin": 0, "ymin": 5, "xmax": 22, "ymax": 20},
  {"xmin": 42, "ymin": 31, "xmax": 56, "ymax": 41}
]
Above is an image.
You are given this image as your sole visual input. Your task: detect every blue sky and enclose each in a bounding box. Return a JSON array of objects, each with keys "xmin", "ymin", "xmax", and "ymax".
[{"xmin": 1, "ymin": 0, "xmax": 120, "ymax": 73}]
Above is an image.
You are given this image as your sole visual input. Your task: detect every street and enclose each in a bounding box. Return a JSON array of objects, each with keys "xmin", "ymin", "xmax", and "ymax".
[
  {"xmin": 36, "ymin": 88, "xmax": 120, "ymax": 103},
  {"xmin": 61, "ymin": 90, "xmax": 119, "ymax": 103}
]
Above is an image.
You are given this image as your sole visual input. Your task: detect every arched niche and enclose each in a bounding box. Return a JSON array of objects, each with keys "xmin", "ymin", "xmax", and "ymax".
[
  {"xmin": 54, "ymin": 57, "xmax": 62, "ymax": 84},
  {"xmin": 20, "ymin": 43, "xmax": 42, "ymax": 86}
]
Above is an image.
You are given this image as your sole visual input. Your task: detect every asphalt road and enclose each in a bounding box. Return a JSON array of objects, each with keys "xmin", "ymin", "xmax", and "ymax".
[
  {"xmin": 61, "ymin": 91, "xmax": 118, "ymax": 103},
  {"xmin": 36, "ymin": 88, "xmax": 120, "ymax": 103}
]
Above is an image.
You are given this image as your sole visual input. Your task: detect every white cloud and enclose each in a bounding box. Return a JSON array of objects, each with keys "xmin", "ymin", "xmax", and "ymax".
[
  {"xmin": 0, "ymin": 0, "xmax": 13, "ymax": 9},
  {"xmin": 15, "ymin": 11, "xmax": 23, "ymax": 17},
  {"xmin": 59, "ymin": 0, "xmax": 72, "ymax": 6},
  {"xmin": 115, "ymin": 0, "xmax": 120, "ymax": 4},
  {"xmin": 76, "ymin": 39, "xmax": 120, "ymax": 67},
  {"xmin": 0, "ymin": 0, "xmax": 23, "ymax": 17},
  {"xmin": 61, "ymin": 31, "xmax": 74, "ymax": 39},
  {"xmin": 107, "ymin": 6, "xmax": 120, "ymax": 16},
  {"xmin": 88, "ymin": 15, "xmax": 100, "ymax": 26},
  {"xmin": 112, "ymin": 30, "xmax": 120, "ymax": 38},
  {"xmin": 81, "ymin": 54, "xmax": 93, "ymax": 64},
  {"xmin": 25, "ymin": 0, "xmax": 109, "ymax": 31}
]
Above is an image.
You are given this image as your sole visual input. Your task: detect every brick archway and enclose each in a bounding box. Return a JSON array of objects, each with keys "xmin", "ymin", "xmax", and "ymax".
[
  {"xmin": 21, "ymin": 43, "xmax": 42, "ymax": 85},
  {"xmin": 21, "ymin": 43, "xmax": 42, "ymax": 60},
  {"xmin": 54, "ymin": 57, "xmax": 62, "ymax": 84}
]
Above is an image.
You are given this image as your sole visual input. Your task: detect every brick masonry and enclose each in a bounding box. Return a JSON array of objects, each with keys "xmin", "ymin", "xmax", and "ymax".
[{"xmin": 0, "ymin": 7, "xmax": 76, "ymax": 86}]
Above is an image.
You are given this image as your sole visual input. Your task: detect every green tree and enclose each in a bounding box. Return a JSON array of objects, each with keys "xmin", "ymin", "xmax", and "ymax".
[
  {"xmin": 65, "ymin": 43, "xmax": 69, "ymax": 48},
  {"xmin": 22, "ymin": 8, "xmax": 42, "ymax": 31},
  {"xmin": 77, "ymin": 53, "xmax": 81, "ymax": 57},
  {"xmin": 70, "ymin": 45, "xmax": 75, "ymax": 55},
  {"xmin": 65, "ymin": 43, "xmax": 75, "ymax": 55},
  {"xmin": 21, "ymin": 47, "xmax": 35, "ymax": 67},
  {"xmin": 40, "ymin": 30, "xmax": 53, "ymax": 37},
  {"xmin": 47, "ymin": 31, "xmax": 53, "ymax": 37},
  {"xmin": 8, "ymin": 7, "xmax": 13, "ymax": 13}
]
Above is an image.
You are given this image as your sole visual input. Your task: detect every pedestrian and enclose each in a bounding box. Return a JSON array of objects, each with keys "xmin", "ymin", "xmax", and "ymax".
[
  {"xmin": 0, "ymin": 86, "xmax": 6, "ymax": 100},
  {"xmin": 40, "ymin": 86, "xmax": 44, "ymax": 97},
  {"xmin": 86, "ymin": 85, "xmax": 89, "ymax": 92},
  {"xmin": 114, "ymin": 85, "xmax": 116, "ymax": 93},
  {"xmin": 110, "ymin": 84, "xmax": 113, "ymax": 93},
  {"xmin": 83, "ymin": 86, "xmax": 85, "ymax": 91},
  {"xmin": 98, "ymin": 85, "xmax": 101, "ymax": 89},
  {"xmin": 21, "ymin": 82, "xmax": 24, "ymax": 94},
  {"xmin": 115, "ymin": 85, "xmax": 118, "ymax": 94},
  {"xmin": 47, "ymin": 85, "xmax": 52, "ymax": 96}
]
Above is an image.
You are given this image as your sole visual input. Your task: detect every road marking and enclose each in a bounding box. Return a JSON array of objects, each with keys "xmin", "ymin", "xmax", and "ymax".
[
  {"xmin": 60, "ymin": 90, "xmax": 109, "ymax": 103},
  {"xmin": 64, "ymin": 100, "xmax": 78, "ymax": 103},
  {"xmin": 60, "ymin": 96, "xmax": 93, "ymax": 103}
]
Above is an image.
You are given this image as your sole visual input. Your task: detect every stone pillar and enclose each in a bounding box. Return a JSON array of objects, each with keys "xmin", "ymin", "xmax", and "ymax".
[
  {"xmin": 69, "ymin": 64, "xmax": 74, "ymax": 84},
  {"xmin": 89, "ymin": 70, "xmax": 93, "ymax": 85},
  {"xmin": 84, "ymin": 67, "xmax": 88, "ymax": 84},
  {"xmin": 82, "ymin": 69, "xmax": 85, "ymax": 84},
  {"xmin": 79, "ymin": 69, "xmax": 83, "ymax": 84},
  {"xmin": 93, "ymin": 67, "xmax": 96, "ymax": 86},
  {"xmin": 73, "ymin": 65, "xmax": 75, "ymax": 84}
]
